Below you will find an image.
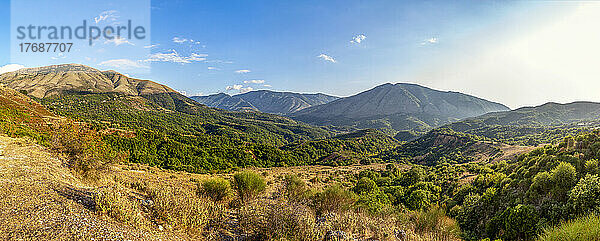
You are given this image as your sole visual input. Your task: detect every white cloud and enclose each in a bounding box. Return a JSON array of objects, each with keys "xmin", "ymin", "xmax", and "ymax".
[
  {"xmin": 172, "ymin": 37, "xmax": 201, "ymax": 44},
  {"xmin": 144, "ymin": 44, "xmax": 160, "ymax": 48},
  {"xmin": 239, "ymin": 86, "xmax": 253, "ymax": 93},
  {"xmin": 94, "ymin": 10, "xmax": 118, "ymax": 24},
  {"xmin": 263, "ymin": 84, "xmax": 272, "ymax": 87},
  {"xmin": 421, "ymin": 37, "xmax": 438, "ymax": 45},
  {"xmin": 51, "ymin": 53, "xmax": 66, "ymax": 60},
  {"xmin": 145, "ymin": 50, "xmax": 207, "ymax": 64},
  {"xmin": 104, "ymin": 36, "xmax": 135, "ymax": 46},
  {"xmin": 0, "ymin": 64, "xmax": 25, "ymax": 74},
  {"xmin": 243, "ymin": 79, "xmax": 265, "ymax": 84},
  {"xmin": 207, "ymin": 66, "xmax": 218, "ymax": 70},
  {"xmin": 350, "ymin": 34, "xmax": 366, "ymax": 44},
  {"xmin": 99, "ymin": 59, "xmax": 149, "ymax": 70},
  {"xmin": 226, "ymin": 84, "xmax": 253, "ymax": 93},
  {"xmin": 318, "ymin": 53, "xmax": 337, "ymax": 63},
  {"xmin": 235, "ymin": 69, "xmax": 251, "ymax": 74},
  {"xmin": 206, "ymin": 60, "xmax": 234, "ymax": 64},
  {"xmin": 226, "ymin": 84, "xmax": 243, "ymax": 91}
]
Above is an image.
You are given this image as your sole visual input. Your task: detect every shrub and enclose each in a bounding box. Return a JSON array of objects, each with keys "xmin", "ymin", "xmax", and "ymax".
[
  {"xmin": 355, "ymin": 188, "xmax": 391, "ymax": 213},
  {"xmin": 283, "ymin": 174, "xmax": 309, "ymax": 201},
  {"xmin": 201, "ymin": 177, "xmax": 232, "ymax": 202},
  {"xmin": 538, "ymin": 213, "xmax": 600, "ymax": 241},
  {"xmin": 51, "ymin": 121, "xmax": 124, "ymax": 178},
  {"xmin": 504, "ymin": 204, "xmax": 539, "ymax": 240},
  {"xmin": 353, "ymin": 177, "xmax": 378, "ymax": 194},
  {"xmin": 410, "ymin": 206, "xmax": 461, "ymax": 239},
  {"xmin": 233, "ymin": 171, "xmax": 267, "ymax": 203},
  {"xmin": 239, "ymin": 199, "xmax": 319, "ymax": 240},
  {"xmin": 550, "ymin": 162, "xmax": 577, "ymax": 201},
  {"xmin": 148, "ymin": 185, "xmax": 225, "ymax": 233},
  {"xmin": 568, "ymin": 174, "xmax": 600, "ymax": 215},
  {"xmin": 312, "ymin": 185, "xmax": 357, "ymax": 215},
  {"xmin": 406, "ymin": 189, "xmax": 432, "ymax": 211},
  {"xmin": 94, "ymin": 184, "xmax": 148, "ymax": 227}
]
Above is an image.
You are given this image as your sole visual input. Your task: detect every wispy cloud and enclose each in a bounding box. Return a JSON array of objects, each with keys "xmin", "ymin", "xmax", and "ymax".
[
  {"xmin": 243, "ymin": 79, "xmax": 265, "ymax": 84},
  {"xmin": 104, "ymin": 36, "xmax": 135, "ymax": 46},
  {"xmin": 263, "ymin": 84, "xmax": 272, "ymax": 87},
  {"xmin": 0, "ymin": 64, "xmax": 25, "ymax": 74},
  {"xmin": 144, "ymin": 44, "xmax": 160, "ymax": 49},
  {"xmin": 99, "ymin": 59, "xmax": 149, "ymax": 70},
  {"xmin": 206, "ymin": 60, "xmax": 234, "ymax": 64},
  {"xmin": 173, "ymin": 37, "xmax": 201, "ymax": 45},
  {"xmin": 421, "ymin": 37, "xmax": 438, "ymax": 45},
  {"xmin": 145, "ymin": 50, "xmax": 207, "ymax": 64},
  {"xmin": 51, "ymin": 53, "xmax": 66, "ymax": 60},
  {"xmin": 318, "ymin": 53, "xmax": 337, "ymax": 63},
  {"xmin": 94, "ymin": 10, "xmax": 119, "ymax": 24},
  {"xmin": 350, "ymin": 34, "xmax": 366, "ymax": 44},
  {"xmin": 207, "ymin": 66, "xmax": 219, "ymax": 70},
  {"xmin": 235, "ymin": 69, "xmax": 251, "ymax": 74}
]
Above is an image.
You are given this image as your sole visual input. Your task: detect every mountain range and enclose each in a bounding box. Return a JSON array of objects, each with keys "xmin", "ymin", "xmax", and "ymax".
[
  {"xmin": 290, "ymin": 83, "xmax": 510, "ymax": 136},
  {"xmin": 191, "ymin": 90, "xmax": 339, "ymax": 114}
]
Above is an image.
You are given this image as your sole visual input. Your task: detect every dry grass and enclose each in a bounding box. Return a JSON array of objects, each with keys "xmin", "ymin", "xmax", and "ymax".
[{"xmin": 0, "ymin": 134, "xmax": 463, "ymax": 240}]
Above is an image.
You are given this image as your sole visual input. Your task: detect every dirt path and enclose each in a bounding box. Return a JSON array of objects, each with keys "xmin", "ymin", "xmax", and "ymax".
[{"xmin": 0, "ymin": 136, "xmax": 175, "ymax": 240}]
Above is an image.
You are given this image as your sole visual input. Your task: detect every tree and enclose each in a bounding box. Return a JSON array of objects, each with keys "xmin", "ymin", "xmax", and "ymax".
[
  {"xmin": 353, "ymin": 177, "xmax": 378, "ymax": 194},
  {"xmin": 504, "ymin": 205, "xmax": 539, "ymax": 240},
  {"xmin": 406, "ymin": 189, "xmax": 432, "ymax": 211},
  {"xmin": 550, "ymin": 162, "xmax": 577, "ymax": 201},
  {"xmin": 568, "ymin": 174, "xmax": 600, "ymax": 215}
]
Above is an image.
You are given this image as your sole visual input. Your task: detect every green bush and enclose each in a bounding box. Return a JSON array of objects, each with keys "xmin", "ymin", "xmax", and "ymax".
[
  {"xmin": 568, "ymin": 174, "xmax": 600, "ymax": 215},
  {"xmin": 233, "ymin": 171, "xmax": 267, "ymax": 203},
  {"xmin": 353, "ymin": 177, "xmax": 378, "ymax": 194},
  {"xmin": 312, "ymin": 185, "xmax": 357, "ymax": 215},
  {"xmin": 283, "ymin": 174, "xmax": 309, "ymax": 201},
  {"xmin": 201, "ymin": 177, "xmax": 232, "ymax": 202},
  {"xmin": 504, "ymin": 204, "xmax": 539, "ymax": 240},
  {"xmin": 550, "ymin": 162, "xmax": 577, "ymax": 201},
  {"xmin": 538, "ymin": 213, "xmax": 600, "ymax": 241}
]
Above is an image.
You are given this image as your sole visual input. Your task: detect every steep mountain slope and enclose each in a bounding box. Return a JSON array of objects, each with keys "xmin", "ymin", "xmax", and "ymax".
[
  {"xmin": 445, "ymin": 102, "xmax": 600, "ymax": 145},
  {"xmin": 0, "ymin": 83, "xmax": 57, "ymax": 141},
  {"xmin": 191, "ymin": 90, "xmax": 339, "ymax": 114},
  {"xmin": 290, "ymin": 83, "xmax": 510, "ymax": 135},
  {"xmin": 191, "ymin": 93, "xmax": 257, "ymax": 111},
  {"xmin": 0, "ymin": 64, "xmax": 175, "ymax": 98}
]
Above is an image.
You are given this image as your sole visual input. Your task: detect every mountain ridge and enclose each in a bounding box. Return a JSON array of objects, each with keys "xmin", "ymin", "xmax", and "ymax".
[
  {"xmin": 191, "ymin": 90, "xmax": 339, "ymax": 114},
  {"xmin": 290, "ymin": 82, "xmax": 510, "ymax": 135},
  {"xmin": 0, "ymin": 64, "xmax": 176, "ymax": 98}
]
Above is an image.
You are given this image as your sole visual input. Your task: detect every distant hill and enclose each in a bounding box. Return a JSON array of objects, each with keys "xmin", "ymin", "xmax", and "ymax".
[
  {"xmin": 444, "ymin": 101, "xmax": 600, "ymax": 145},
  {"xmin": 290, "ymin": 83, "xmax": 510, "ymax": 136},
  {"xmin": 191, "ymin": 90, "xmax": 339, "ymax": 114},
  {"xmin": 191, "ymin": 93, "xmax": 257, "ymax": 112},
  {"xmin": 0, "ymin": 64, "xmax": 175, "ymax": 98},
  {"xmin": 379, "ymin": 128, "xmax": 531, "ymax": 166}
]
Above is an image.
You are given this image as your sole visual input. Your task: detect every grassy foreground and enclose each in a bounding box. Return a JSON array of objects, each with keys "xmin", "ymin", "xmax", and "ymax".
[{"xmin": 537, "ymin": 214, "xmax": 600, "ymax": 241}]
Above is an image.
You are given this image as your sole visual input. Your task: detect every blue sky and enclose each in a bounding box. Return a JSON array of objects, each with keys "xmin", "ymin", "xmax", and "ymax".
[{"xmin": 1, "ymin": 1, "xmax": 599, "ymax": 108}]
